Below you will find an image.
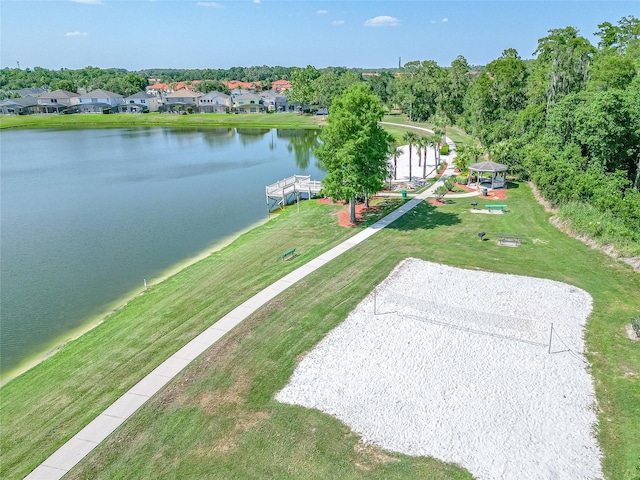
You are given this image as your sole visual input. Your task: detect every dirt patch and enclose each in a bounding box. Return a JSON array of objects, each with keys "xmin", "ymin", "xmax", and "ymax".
[
  {"xmin": 428, "ymin": 199, "xmax": 446, "ymax": 206},
  {"xmin": 529, "ymin": 181, "xmax": 557, "ymax": 213},
  {"xmin": 197, "ymin": 410, "xmax": 270, "ymax": 456},
  {"xmin": 626, "ymin": 324, "xmax": 640, "ymax": 341},
  {"xmin": 197, "ymin": 371, "xmax": 252, "ymax": 415},
  {"xmin": 354, "ymin": 440, "xmax": 401, "ymax": 471}
]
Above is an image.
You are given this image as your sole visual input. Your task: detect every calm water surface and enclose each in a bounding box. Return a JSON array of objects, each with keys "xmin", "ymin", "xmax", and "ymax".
[{"xmin": 0, "ymin": 127, "xmax": 323, "ymax": 378}]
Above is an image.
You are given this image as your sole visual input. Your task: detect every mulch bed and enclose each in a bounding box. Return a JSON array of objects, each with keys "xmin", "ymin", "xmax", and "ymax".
[{"xmin": 318, "ymin": 197, "xmax": 381, "ymax": 227}]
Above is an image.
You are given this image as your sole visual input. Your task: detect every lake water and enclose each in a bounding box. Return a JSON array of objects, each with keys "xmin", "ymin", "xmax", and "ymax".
[{"xmin": 0, "ymin": 127, "xmax": 323, "ymax": 379}]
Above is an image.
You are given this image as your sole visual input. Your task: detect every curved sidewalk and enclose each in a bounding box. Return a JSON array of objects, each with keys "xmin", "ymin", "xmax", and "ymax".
[{"xmin": 25, "ymin": 161, "xmax": 458, "ymax": 480}]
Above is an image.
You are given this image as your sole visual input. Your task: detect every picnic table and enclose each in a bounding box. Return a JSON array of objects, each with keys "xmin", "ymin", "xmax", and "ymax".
[{"xmin": 496, "ymin": 234, "xmax": 522, "ymax": 246}]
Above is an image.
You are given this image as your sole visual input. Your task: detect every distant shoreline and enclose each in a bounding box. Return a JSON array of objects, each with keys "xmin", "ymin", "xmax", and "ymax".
[{"xmin": 0, "ymin": 112, "xmax": 323, "ymax": 130}]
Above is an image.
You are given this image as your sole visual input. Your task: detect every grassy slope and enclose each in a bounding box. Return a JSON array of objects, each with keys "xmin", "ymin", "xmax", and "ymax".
[
  {"xmin": 0, "ymin": 112, "xmax": 323, "ymax": 130},
  {"xmin": 2, "ymin": 184, "xmax": 639, "ymax": 479}
]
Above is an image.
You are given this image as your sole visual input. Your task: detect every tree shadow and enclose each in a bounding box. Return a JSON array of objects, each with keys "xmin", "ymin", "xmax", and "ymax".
[{"xmin": 363, "ymin": 200, "xmax": 461, "ymax": 231}]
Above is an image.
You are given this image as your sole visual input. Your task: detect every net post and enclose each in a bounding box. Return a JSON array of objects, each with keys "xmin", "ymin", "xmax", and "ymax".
[{"xmin": 548, "ymin": 323, "xmax": 553, "ymax": 354}]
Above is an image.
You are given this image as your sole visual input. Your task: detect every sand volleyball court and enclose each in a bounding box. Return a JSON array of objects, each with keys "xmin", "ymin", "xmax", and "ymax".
[{"xmin": 277, "ymin": 258, "xmax": 602, "ymax": 480}]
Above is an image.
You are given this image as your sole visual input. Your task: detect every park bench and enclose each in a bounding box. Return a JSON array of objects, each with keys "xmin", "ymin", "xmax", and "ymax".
[
  {"xmin": 281, "ymin": 248, "xmax": 296, "ymax": 261},
  {"xmin": 486, "ymin": 204, "xmax": 507, "ymax": 212},
  {"xmin": 496, "ymin": 234, "xmax": 522, "ymax": 246},
  {"xmin": 632, "ymin": 316, "xmax": 640, "ymax": 338}
]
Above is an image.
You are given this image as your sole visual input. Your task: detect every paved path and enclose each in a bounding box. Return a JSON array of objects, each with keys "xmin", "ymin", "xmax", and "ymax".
[{"xmin": 25, "ymin": 156, "xmax": 458, "ymax": 480}]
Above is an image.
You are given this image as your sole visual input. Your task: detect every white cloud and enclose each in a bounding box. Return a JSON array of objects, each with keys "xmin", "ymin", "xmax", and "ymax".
[
  {"xmin": 65, "ymin": 31, "xmax": 88, "ymax": 36},
  {"xmin": 430, "ymin": 20, "xmax": 437, "ymax": 24},
  {"xmin": 70, "ymin": 0, "xmax": 101, "ymax": 4},
  {"xmin": 317, "ymin": 9, "xmax": 328, "ymax": 14},
  {"xmin": 196, "ymin": 1, "xmax": 223, "ymax": 6},
  {"xmin": 442, "ymin": 17, "xmax": 449, "ymax": 23},
  {"xmin": 253, "ymin": 0, "xmax": 261, "ymax": 3},
  {"xmin": 364, "ymin": 15, "xmax": 400, "ymax": 27},
  {"xmin": 332, "ymin": 20, "xmax": 344, "ymax": 26}
]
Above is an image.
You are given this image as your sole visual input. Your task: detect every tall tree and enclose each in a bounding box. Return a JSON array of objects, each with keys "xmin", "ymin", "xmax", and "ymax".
[
  {"xmin": 315, "ymin": 84, "xmax": 392, "ymax": 223},
  {"xmin": 403, "ymin": 131, "xmax": 419, "ymax": 182},
  {"xmin": 289, "ymin": 65, "xmax": 320, "ymax": 109},
  {"xmin": 533, "ymin": 27, "xmax": 596, "ymax": 109}
]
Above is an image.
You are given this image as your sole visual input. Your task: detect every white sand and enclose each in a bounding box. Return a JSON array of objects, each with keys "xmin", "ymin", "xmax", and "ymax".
[{"xmin": 277, "ymin": 258, "xmax": 602, "ymax": 480}]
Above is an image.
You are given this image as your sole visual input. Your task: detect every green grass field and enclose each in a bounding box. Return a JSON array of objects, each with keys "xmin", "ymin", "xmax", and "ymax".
[
  {"xmin": 0, "ymin": 112, "xmax": 323, "ymax": 130},
  {"xmin": 2, "ymin": 184, "xmax": 639, "ymax": 479}
]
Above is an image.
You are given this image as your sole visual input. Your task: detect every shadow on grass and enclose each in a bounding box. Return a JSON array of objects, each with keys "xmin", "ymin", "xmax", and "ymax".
[{"xmin": 386, "ymin": 201, "xmax": 461, "ymax": 231}]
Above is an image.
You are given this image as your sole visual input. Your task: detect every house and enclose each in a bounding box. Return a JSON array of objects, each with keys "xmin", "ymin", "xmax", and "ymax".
[
  {"xmin": 117, "ymin": 92, "xmax": 161, "ymax": 113},
  {"xmin": 37, "ymin": 89, "xmax": 80, "ymax": 113},
  {"xmin": 163, "ymin": 89, "xmax": 201, "ymax": 112},
  {"xmin": 0, "ymin": 97, "xmax": 39, "ymax": 115},
  {"xmin": 18, "ymin": 87, "xmax": 46, "ymax": 97},
  {"xmin": 198, "ymin": 91, "xmax": 231, "ymax": 113},
  {"xmin": 271, "ymin": 79, "xmax": 292, "ymax": 93},
  {"xmin": 260, "ymin": 89, "xmax": 288, "ymax": 112},
  {"xmin": 223, "ymin": 80, "xmax": 262, "ymax": 92},
  {"xmin": 233, "ymin": 93, "xmax": 265, "ymax": 114},
  {"xmin": 76, "ymin": 89, "xmax": 124, "ymax": 113},
  {"xmin": 146, "ymin": 82, "xmax": 171, "ymax": 96}
]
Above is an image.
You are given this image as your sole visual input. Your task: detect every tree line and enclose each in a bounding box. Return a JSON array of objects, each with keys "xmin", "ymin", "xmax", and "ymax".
[{"xmin": 308, "ymin": 16, "xmax": 639, "ymax": 253}]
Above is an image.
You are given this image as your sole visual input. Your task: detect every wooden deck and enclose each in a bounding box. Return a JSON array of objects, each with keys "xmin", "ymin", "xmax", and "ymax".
[{"xmin": 266, "ymin": 175, "xmax": 322, "ymax": 212}]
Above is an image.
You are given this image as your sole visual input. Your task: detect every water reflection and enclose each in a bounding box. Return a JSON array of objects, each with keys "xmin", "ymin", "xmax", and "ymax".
[
  {"xmin": 236, "ymin": 128, "xmax": 270, "ymax": 145},
  {"xmin": 280, "ymin": 129, "xmax": 322, "ymax": 170}
]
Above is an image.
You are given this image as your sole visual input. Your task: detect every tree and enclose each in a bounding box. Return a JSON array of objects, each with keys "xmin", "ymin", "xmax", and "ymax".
[
  {"xmin": 315, "ymin": 84, "xmax": 392, "ymax": 224},
  {"xmin": 289, "ymin": 65, "xmax": 320, "ymax": 109},
  {"xmin": 403, "ymin": 131, "xmax": 419, "ymax": 182},
  {"xmin": 389, "ymin": 144, "xmax": 404, "ymax": 180},
  {"xmin": 417, "ymin": 136, "xmax": 429, "ymax": 178}
]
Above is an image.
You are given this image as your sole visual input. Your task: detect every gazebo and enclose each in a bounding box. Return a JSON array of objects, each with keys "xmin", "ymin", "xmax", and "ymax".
[{"xmin": 468, "ymin": 161, "xmax": 508, "ymax": 190}]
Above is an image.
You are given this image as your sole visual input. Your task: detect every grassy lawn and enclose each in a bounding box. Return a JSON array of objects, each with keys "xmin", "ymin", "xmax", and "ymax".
[
  {"xmin": 2, "ymin": 183, "xmax": 639, "ymax": 479},
  {"xmin": 382, "ymin": 114, "xmax": 474, "ymax": 148},
  {"xmin": 0, "ymin": 112, "xmax": 323, "ymax": 130}
]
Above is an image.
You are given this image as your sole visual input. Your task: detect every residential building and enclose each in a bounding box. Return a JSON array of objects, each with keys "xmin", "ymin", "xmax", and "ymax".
[
  {"xmin": 198, "ymin": 91, "xmax": 231, "ymax": 113},
  {"xmin": 271, "ymin": 79, "xmax": 292, "ymax": 93},
  {"xmin": 0, "ymin": 97, "xmax": 39, "ymax": 115},
  {"xmin": 233, "ymin": 93, "xmax": 265, "ymax": 114},
  {"xmin": 260, "ymin": 89, "xmax": 288, "ymax": 112},
  {"xmin": 163, "ymin": 88, "xmax": 201, "ymax": 112},
  {"xmin": 119, "ymin": 92, "xmax": 161, "ymax": 112},
  {"xmin": 76, "ymin": 89, "xmax": 123, "ymax": 113},
  {"xmin": 34, "ymin": 89, "xmax": 80, "ymax": 113}
]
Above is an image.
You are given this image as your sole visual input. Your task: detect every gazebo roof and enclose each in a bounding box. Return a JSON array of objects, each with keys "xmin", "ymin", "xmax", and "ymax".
[{"xmin": 468, "ymin": 161, "xmax": 508, "ymax": 172}]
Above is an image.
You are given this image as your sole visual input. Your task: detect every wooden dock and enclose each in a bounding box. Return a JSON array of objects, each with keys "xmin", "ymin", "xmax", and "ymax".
[{"xmin": 266, "ymin": 174, "xmax": 322, "ymax": 212}]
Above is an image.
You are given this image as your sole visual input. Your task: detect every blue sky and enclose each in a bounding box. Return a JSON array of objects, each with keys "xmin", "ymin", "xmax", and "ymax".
[{"xmin": 1, "ymin": 1, "xmax": 637, "ymax": 71}]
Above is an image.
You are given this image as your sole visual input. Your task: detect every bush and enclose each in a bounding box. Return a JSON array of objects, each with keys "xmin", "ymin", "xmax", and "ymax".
[
  {"xmin": 444, "ymin": 178, "xmax": 455, "ymax": 191},
  {"xmin": 457, "ymin": 175, "xmax": 468, "ymax": 184},
  {"xmin": 440, "ymin": 144, "xmax": 450, "ymax": 155}
]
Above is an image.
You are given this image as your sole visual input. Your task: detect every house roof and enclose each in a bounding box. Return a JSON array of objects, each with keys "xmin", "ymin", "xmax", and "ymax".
[
  {"xmin": 223, "ymin": 80, "xmax": 262, "ymax": 90},
  {"xmin": 125, "ymin": 91, "xmax": 154, "ymax": 99},
  {"xmin": 469, "ymin": 161, "xmax": 508, "ymax": 172},
  {"xmin": 147, "ymin": 83, "xmax": 171, "ymax": 90},
  {"xmin": 1, "ymin": 97, "xmax": 39, "ymax": 107},
  {"xmin": 39, "ymin": 89, "xmax": 80, "ymax": 99},
  {"xmin": 79, "ymin": 89, "xmax": 123, "ymax": 99},
  {"xmin": 234, "ymin": 93, "xmax": 262, "ymax": 102},
  {"xmin": 165, "ymin": 89, "xmax": 201, "ymax": 98},
  {"xmin": 199, "ymin": 91, "xmax": 230, "ymax": 100}
]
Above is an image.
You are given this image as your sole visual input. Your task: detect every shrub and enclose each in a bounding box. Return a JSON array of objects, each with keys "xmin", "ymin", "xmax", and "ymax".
[
  {"xmin": 457, "ymin": 175, "xmax": 468, "ymax": 184},
  {"xmin": 444, "ymin": 178, "xmax": 455, "ymax": 191},
  {"xmin": 440, "ymin": 144, "xmax": 450, "ymax": 155}
]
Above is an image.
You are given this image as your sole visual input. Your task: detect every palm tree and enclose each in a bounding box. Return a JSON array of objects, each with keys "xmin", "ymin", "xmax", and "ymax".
[
  {"xmin": 417, "ymin": 136, "xmax": 430, "ymax": 178},
  {"xmin": 389, "ymin": 144, "xmax": 404, "ymax": 181},
  {"xmin": 403, "ymin": 131, "xmax": 419, "ymax": 182},
  {"xmin": 433, "ymin": 126, "xmax": 444, "ymax": 166},
  {"xmin": 429, "ymin": 134, "xmax": 441, "ymax": 169}
]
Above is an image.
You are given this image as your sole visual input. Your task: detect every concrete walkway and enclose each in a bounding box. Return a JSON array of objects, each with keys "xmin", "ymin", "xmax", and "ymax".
[{"xmin": 25, "ymin": 157, "xmax": 458, "ymax": 480}]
